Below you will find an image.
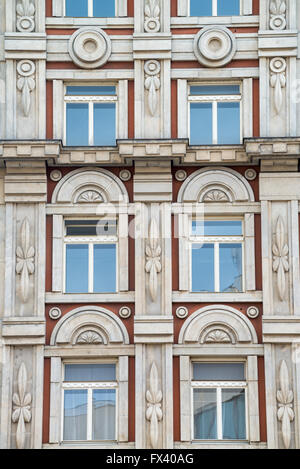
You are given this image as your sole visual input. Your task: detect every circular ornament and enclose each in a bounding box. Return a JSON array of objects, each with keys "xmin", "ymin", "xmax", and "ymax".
[
  {"xmin": 69, "ymin": 27, "xmax": 112, "ymax": 69},
  {"xmin": 175, "ymin": 170, "xmax": 187, "ymax": 182},
  {"xmin": 17, "ymin": 59, "xmax": 35, "ymax": 77},
  {"xmin": 144, "ymin": 60, "xmax": 161, "ymax": 76},
  {"xmin": 49, "ymin": 307, "xmax": 62, "ymax": 320},
  {"xmin": 17, "ymin": 16, "xmax": 35, "ymax": 33},
  {"xmin": 193, "ymin": 26, "xmax": 236, "ymax": 68},
  {"xmin": 270, "ymin": 57, "xmax": 286, "ymax": 74},
  {"xmin": 50, "ymin": 170, "xmax": 63, "ymax": 182},
  {"xmin": 119, "ymin": 169, "xmax": 132, "ymax": 182},
  {"xmin": 119, "ymin": 306, "xmax": 132, "ymax": 319},
  {"xmin": 270, "ymin": 15, "xmax": 286, "ymax": 30},
  {"xmin": 246, "ymin": 306, "xmax": 259, "ymax": 319},
  {"xmin": 176, "ymin": 306, "xmax": 188, "ymax": 319},
  {"xmin": 245, "ymin": 169, "xmax": 257, "ymax": 181}
]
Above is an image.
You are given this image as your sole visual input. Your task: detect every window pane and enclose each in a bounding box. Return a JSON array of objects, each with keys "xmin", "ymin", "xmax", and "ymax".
[
  {"xmin": 66, "ymin": 244, "xmax": 89, "ymax": 293},
  {"xmin": 193, "ymin": 363, "xmax": 245, "ymax": 381},
  {"xmin": 192, "ymin": 244, "xmax": 214, "ymax": 292},
  {"xmin": 65, "ymin": 364, "xmax": 116, "ymax": 382},
  {"xmin": 192, "ymin": 220, "xmax": 243, "ymax": 236},
  {"xmin": 66, "ymin": 86, "xmax": 116, "ymax": 96},
  {"xmin": 217, "ymin": 102, "xmax": 240, "ymax": 144},
  {"xmin": 219, "ymin": 243, "xmax": 242, "ymax": 292},
  {"xmin": 190, "ymin": 0, "xmax": 212, "ymax": 16},
  {"xmin": 193, "ymin": 389, "xmax": 217, "ymax": 439},
  {"xmin": 93, "ymin": 244, "xmax": 116, "ymax": 293},
  {"xmin": 222, "ymin": 389, "xmax": 246, "ymax": 439},
  {"xmin": 63, "ymin": 389, "xmax": 87, "ymax": 440},
  {"xmin": 93, "ymin": 0, "xmax": 115, "ymax": 17},
  {"xmin": 66, "ymin": 103, "xmax": 89, "ymax": 146},
  {"xmin": 94, "ymin": 103, "xmax": 116, "ymax": 146},
  {"xmin": 66, "ymin": 220, "xmax": 117, "ymax": 236},
  {"xmin": 218, "ymin": 0, "xmax": 240, "ymax": 16},
  {"xmin": 190, "ymin": 103, "xmax": 212, "ymax": 145},
  {"xmin": 190, "ymin": 85, "xmax": 240, "ymax": 96},
  {"xmin": 65, "ymin": 0, "xmax": 87, "ymax": 17},
  {"xmin": 93, "ymin": 389, "xmax": 116, "ymax": 440}
]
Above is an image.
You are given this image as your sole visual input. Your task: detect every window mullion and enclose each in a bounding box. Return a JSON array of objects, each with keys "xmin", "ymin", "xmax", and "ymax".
[
  {"xmin": 88, "ymin": 0, "xmax": 93, "ymax": 17},
  {"xmin": 89, "ymin": 243, "xmax": 94, "ymax": 293},
  {"xmin": 214, "ymin": 242, "xmax": 220, "ymax": 292},
  {"xmin": 213, "ymin": 0, "xmax": 218, "ymax": 16},
  {"xmin": 217, "ymin": 387, "xmax": 223, "ymax": 440},
  {"xmin": 213, "ymin": 101, "xmax": 218, "ymax": 144},
  {"xmin": 89, "ymin": 102, "xmax": 94, "ymax": 145},
  {"xmin": 87, "ymin": 388, "xmax": 93, "ymax": 441}
]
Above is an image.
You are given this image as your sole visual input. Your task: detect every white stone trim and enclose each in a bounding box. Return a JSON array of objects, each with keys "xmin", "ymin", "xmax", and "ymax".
[
  {"xmin": 179, "ymin": 355, "xmax": 191, "ymax": 441},
  {"xmin": 247, "ymin": 355, "xmax": 260, "ymax": 442},
  {"xmin": 52, "ymin": 0, "xmax": 127, "ymax": 17},
  {"xmin": 53, "ymin": 80, "xmax": 64, "ymax": 140}
]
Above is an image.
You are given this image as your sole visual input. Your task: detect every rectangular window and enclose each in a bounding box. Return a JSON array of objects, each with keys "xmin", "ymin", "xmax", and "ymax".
[
  {"xmin": 190, "ymin": 0, "xmax": 240, "ymax": 16},
  {"xmin": 192, "ymin": 363, "xmax": 246, "ymax": 441},
  {"xmin": 65, "ymin": 86, "xmax": 117, "ymax": 146},
  {"xmin": 65, "ymin": 0, "xmax": 115, "ymax": 17},
  {"xmin": 190, "ymin": 220, "xmax": 243, "ymax": 292},
  {"xmin": 63, "ymin": 364, "xmax": 117, "ymax": 442},
  {"xmin": 64, "ymin": 220, "xmax": 118, "ymax": 294},
  {"xmin": 189, "ymin": 85, "xmax": 241, "ymax": 145}
]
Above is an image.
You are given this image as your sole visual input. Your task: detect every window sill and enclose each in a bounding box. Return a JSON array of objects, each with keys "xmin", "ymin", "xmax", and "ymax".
[
  {"xmin": 172, "ymin": 291, "xmax": 262, "ymax": 302},
  {"xmin": 43, "ymin": 442, "xmax": 135, "ymax": 449},
  {"xmin": 46, "ymin": 292, "xmax": 135, "ymax": 303},
  {"xmin": 46, "ymin": 18, "xmax": 134, "ymax": 28},
  {"xmin": 174, "ymin": 441, "xmax": 266, "ymax": 449},
  {"xmin": 171, "ymin": 16, "xmax": 259, "ymax": 27}
]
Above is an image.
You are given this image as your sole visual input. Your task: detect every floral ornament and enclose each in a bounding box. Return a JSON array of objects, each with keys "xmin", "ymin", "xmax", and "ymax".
[
  {"xmin": 12, "ymin": 363, "xmax": 32, "ymax": 449},
  {"xmin": 16, "ymin": 0, "xmax": 35, "ymax": 32},
  {"xmin": 146, "ymin": 362, "xmax": 163, "ymax": 449},
  {"xmin": 270, "ymin": 57, "xmax": 286, "ymax": 115},
  {"xmin": 16, "ymin": 217, "xmax": 35, "ymax": 303},
  {"xmin": 145, "ymin": 218, "xmax": 162, "ymax": 302},
  {"xmin": 272, "ymin": 215, "xmax": 289, "ymax": 301},
  {"xmin": 269, "ymin": 0, "xmax": 286, "ymax": 30},
  {"xmin": 144, "ymin": 60, "xmax": 161, "ymax": 117},
  {"xmin": 277, "ymin": 360, "xmax": 294, "ymax": 449},
  {"xmin": 144, "ymin": 0, "xmax": 160, "ymax": 33},
  {"xmin": 17, "ymin": 60, "xmax": 36, "ymax": 117}
]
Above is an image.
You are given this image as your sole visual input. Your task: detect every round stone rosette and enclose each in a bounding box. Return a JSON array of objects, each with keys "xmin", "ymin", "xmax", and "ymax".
[
  {"xmin": 193, "ymin": 26, "xmax": 236, "ymax": 68},
  {"xmin": 68, "ymin": 27, "xmax": 112, "ymax": 69}
]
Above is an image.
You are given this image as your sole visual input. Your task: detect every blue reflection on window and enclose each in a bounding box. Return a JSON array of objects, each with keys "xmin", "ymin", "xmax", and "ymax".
[
  {"xmin": 94, "ymin": 103, "xmax": 116, "ymax": 146},
  {"xmin": 219, "ymin": 243, "xmax": 242, "ymax": 292},
  {"xmin": 94, "ymin": 244, "xmax": 116, "ymax": 293},
  {"xmin": 65, "ymin": 0, "xmax": 87, "ymax": 17},
  {"xmin": 193, "ymin": 363, "xmax": 245, "ymax": 381},
  {"xmin": 65, "ymin": 364, "xmax": 116, "ymax": 382},
  {"xmin": 66, "ymin": 244, "xmax": 89, "ymax": 293},
  {"xmin": 66, "ymin": 103, "xmax": 89, "ymax": 146},
  {"xmin": 222, "ymin": 389, "xmax": 246, "ymax": 439},
  {"xmin": 93, "ymin": 0, "xmax": 115, "ymax": 17},
  {"xmin": 218, "ymin": 0, "xmax": 240, "ymax": 16},
  {"xmin": 190, "ymin": 103, "xmax": 212, "ymax": 145},
  {"xmin": 190, "ymin": 85, "xmax": 240, "ymax": 96},
  {"xmin": 217, "ymin": 102, "xmax": 240, "ymax": 144},
  {"xmin": 192, "ymin": 221, "xmax": 243, "ymax": 236},
  {"xmin": 190, "ymin": 0, "xmax": 212, "ymax": 16},
  {"xmin": 66, "ymin": 86, "xmax": 116, "ymax": 96},
  {"xmin": 192, "ymin": 243, "xmax": 214, "ymax": 292},
  {"xmin": 63, "ymin": 389, "xmax": 87, "ymax": 441}
]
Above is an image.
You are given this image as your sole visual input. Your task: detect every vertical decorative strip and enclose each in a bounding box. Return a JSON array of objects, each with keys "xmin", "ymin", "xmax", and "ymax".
[
  {"xmin": 145, "ymin": 218, "xmax": 162, "ymax": 302},
  {"xmin": 12, "ymin": 363, "xmax": 32, "ymax": 449},
  {"xmin": 16, "ymin": 217, "xmax": 35, "ymax": 303},
  {"xmin": 277, "ymin": 360, "xmax": 294, "ymax": 449},
  {"xmin": 272, "ymin": 215, "xmax": 289, "ymax": 301},
  {"xmin": 146, "ymin": 362, "xmax": 163, "ymax": 448}
]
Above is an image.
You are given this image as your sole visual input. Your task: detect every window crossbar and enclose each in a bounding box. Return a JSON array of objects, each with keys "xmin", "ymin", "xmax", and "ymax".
[
  {"xmin": 192, "ymin": 381, "xmax": 246, "ymax": 388},
  {"xmin": 188, "ymin": 95, "xmax": 241, "ymax": 103}
]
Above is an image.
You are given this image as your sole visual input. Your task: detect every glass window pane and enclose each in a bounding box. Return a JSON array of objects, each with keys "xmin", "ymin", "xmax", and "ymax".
[
  {"xmin": 222, "ymin": 389, "xmax": 246, "ymax": 439},
  {"xmin": 217, "ymin": 102, "xmax": 240, "ymax": 144},
  {"xmin": 190, "ymin": 85, "xmax": 240, "ymax": 96},
  {"xmin": 190, "ymin": 103, "xmax": 212, "ymax": 145},
  {"xmin": 65, "ymin": 364, "xmax": 116, "ymax": 382},
  {"xmin": 193, "ymin": 389, "xmax": 217, "ymax": 439},
  {"xmin": 65, "ymin": 0, "xmax": 88, "ymax": 17},
  {"xmin": 94, "ymin": 103, "xmax": 116, "ymax": 146},
  {"xmin": 66, "ymin": 103, "xmax": 89, "ymax": 146},
  {"xmin": 192, "ymin": 220, "xmax": 243, "ymax": 236},
  {"xmin": 93, "ymin": 0, "xmax": 115, "ymax": 17},
  {"xmin": 192, "ymin": 244, "xmax": 214, "ymax": 292},
  {"xmin": 66, "ymin": 86, "xmax": 116, "ymax": 96},
  {"xmin": 190, "ymin": 0, "xmax": 212, "ymax": 16},
  {"xmin": 65, "ymin": 220, "xmax": 117, "ymax": 236},
  {"xmin": 218, "ymin": 0, "xmax": 240, "ymax": 16},
  {"xmin": 93, "ymin": 244, "xmax": 116, "ymax": 293},
  {"xmin": 193, "ymin": 363, "xmax": 245, "ymax": 381},
  {"xmin": 63, "ymin": 389, "xmax": 87, "ymax": 440},
  {"xmin": 219, "ymin": 243, "xmax": 242, "ymax": 292},
  {"xmin": 92, "ymin": 389, "xmax": 116, "ymax": 440},
  {"xmin": 65, "ymin": 244, "xmax": 89, "ymax": 293}
]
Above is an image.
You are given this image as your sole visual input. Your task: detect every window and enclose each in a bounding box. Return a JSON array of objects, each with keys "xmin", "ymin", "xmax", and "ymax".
[
  {"xmin": 65, "ymin": 86, "xmax": 117, "ymax": 146},
  {"xmin": 189, "ymin": 85, "xmax": 241, "ymax": 145},
  {"xmin": 64, "ymin": 220, "xmax": 118, "ymax": 293},
  {"xmin": 192, "ymin": 362, "xmax": 246, "ymax": 441},
  {"xmin": 65, "ymin": 0, "xmax": 115, "ymax": 17},
  {"xmin": 190, "ymin": 220, "xmax": 243, "ymax": 292},
  {"xmin": 190, "ymin": 0, "xmax": 240, "ymax": 16},
  {"xmin": 62, "ymin": 363, "xmax": 117, "ymax": 441}
]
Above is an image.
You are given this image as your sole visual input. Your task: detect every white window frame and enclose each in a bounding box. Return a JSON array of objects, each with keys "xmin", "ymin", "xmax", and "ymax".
[
  {"xmin": 52, "ymin": 0, "xmax": 127, "ymax": 17},
  {"xmin": 63, "ymin": 219, "xmax": 119, "ymax": 294},
  {"xmin": 177, "ymin": 0, "xmax": 252, "ymax": 16},
  {"xmin": 64, "ymin": 84, "xmax": 118, "ymax": 147},
  {"xmin": 61, "ymin": 361, "xmax": 118, "ymax": 442},
  {"xmin": 189, "ymin": 217, "xmax": 245, "ymax": 293},
  {"xmin": 188, "ymin": 83, "xmax": 242, "ymax": 145},
  {"xmin": 191, "ymin": 362, "xmax": 247, "ymax": 441}
]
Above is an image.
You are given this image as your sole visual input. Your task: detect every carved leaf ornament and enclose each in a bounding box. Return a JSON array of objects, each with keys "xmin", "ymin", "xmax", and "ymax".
[
  {"xmin": 277, "ymin": 360, "xmax": 294, "ymax": 449},
  {"xmin": 16, "ymin": 217, "xmax": 35, "ymax": 303},
  {"xmin": 12, "ymin": 363, "xmax": 32, "ymax": 449},
  {"xmin": 17, "ymin": 60, "xmax": 36, "ymax": 117},
  {"xmin": 146, "ymin": 362, "xmax": 163, "ymax": 449},
  {"xmin": 16, "ymin": 0, "xmax": 35, "ymax": 32},
  {"xmin": 272, "ymin": 215, "xmax": 289, "ymax": 301},
  {"xmin": 270, "ymin": 57, "xmax": 286, "ymax": 115},
  {"xmin": 144, "ymin": 60, "xmax": 161, "ymax": 117},
  {"xmin": 144, "ymin": 0, "xmax": 160, "ymax": 33},
  {"xmin": 145, "ymin": 218, "xmax": 162, "ymax": 302},
  {"xmin": 269, "ymin": 0, "xmax": 286, "ymax": 30}
]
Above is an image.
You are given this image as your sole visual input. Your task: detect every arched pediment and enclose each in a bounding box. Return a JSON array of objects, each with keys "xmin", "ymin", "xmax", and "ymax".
[
  {"xmin": 50, "ymin": 306, "xmax": 130, "ymax": 346},
  {"xmin": 51, "ymin": 168, "xmax": 129, "ymax": 204},
  {"xmin": 178, "ymin": 305, "xmax": 258, "ymax": 345},
  {"xmin": 177, "ymin": 167, "xmax": 254, "ymax": 203}
]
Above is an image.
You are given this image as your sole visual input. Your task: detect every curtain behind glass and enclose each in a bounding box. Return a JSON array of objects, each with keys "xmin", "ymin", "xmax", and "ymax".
[
  {"xmin": 193, "ymin": 388, "xmax": 217, "ymax": 439},
  {"xmin": 222, "ymin": 388, "xmax": 246, "ymax": 439},
  {"xmin": 92, "ymin": 389, "xmax": 116, "ymax": 440},
  {"xmin": 64, "ymin": 389, "xmax": 87, "ymax": 440}
]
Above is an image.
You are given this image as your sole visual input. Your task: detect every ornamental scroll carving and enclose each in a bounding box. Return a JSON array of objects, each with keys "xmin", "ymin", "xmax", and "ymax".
[
  {"xmin": 272, "ymin": 215, "xmax": 289, "ymax": 301},
  {"xmin": 144, "ymin": 60, "xmax": 161, "ymax": 117},
  {"xmin": 145, "ymin": 218, "xmax": 162, "ymax": 302},
  {"xmin": 270, "ymin": 57, "xmax": 286, "ymax": 115},
  {"xmin": 146, "ymin": 362, "xmax": 163, "ymax": 449},
  {"xmin": 270, "ymin": 0, "xmax": 286, "ymax": 30},
  {"xmin": 144, "ymin": 0, "xmax": 160, "ymax": 33},
  {"xmin": 17, "ymin": 60, "xmax": 36, "ymax": 117},
  {"xmin": 16, "ymin": 217, "xmax": 35, "ymax": 303},
  {"xmin": 16, "ymin": 0, "xmax": 35, "ymax": 32},
  {"xmin": 277, "ymin": 360, "xmax": 294, "ymax": 449},
  {"xmin": 12, "ymin": 363, "xmax": 32, "ymax": 449}
]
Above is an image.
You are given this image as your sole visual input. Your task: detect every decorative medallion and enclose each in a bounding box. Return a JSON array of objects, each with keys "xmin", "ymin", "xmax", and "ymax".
[
  {"xmin": 50, "ymin": 170, "xmax": 62, "ymax": 182},
  {"xmin": 247, "ymin": 306, "xmax": 259, "ymax": 319},
  {"xmin": 144, "ymin": 0, "xmax": 160, "ymax": 33},
  {"xmin": 175, "ymin": 170, "xmax": 187, "ymax": 182},
  {"xmin": 119, "ymin": 169, "xmax": 132, "ymax": 182},
  {"xmin": 193, "ymin": 26, "xmax": 236, "ymax": 68},
  {"xmin": 76, "ymin": 330, "xmax": 103, "ymax": 344},
  {"xmin": 49, "ymin": 307, "xmax": 62, "ymax": 320},
  {"xmin": 269, "ymin": 0, "xmax": 286, "ymax": 30},
  {"xmin": 245, "ymin": 168, "xmax": 257, "ymax": 181},
  {"xmin": 203, "ymin": 189, "xmax": 229, "ymax": 202},
  {"xmin": 68, "ymin": 27, "xmax": 112, "ymax": 69},
  {"xmin": 77, "ymin": 190, "xmax": 103, "ymax": 203},
  {"xmin": 176, "ymin": 307, "xmax": 188, "ymax": 319},
  {"xmin": 16, "ymin": 0, "xmax": 35, "ymax": 33},
  {"xmin": 119, "ymin": 306, "xmax": 132, "ymax": 319}
]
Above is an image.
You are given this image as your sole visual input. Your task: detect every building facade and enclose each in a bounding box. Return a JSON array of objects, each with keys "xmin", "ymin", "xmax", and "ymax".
[{"xmin": 0, "ymin": 0, "xmax": 300, "ymax": 450}]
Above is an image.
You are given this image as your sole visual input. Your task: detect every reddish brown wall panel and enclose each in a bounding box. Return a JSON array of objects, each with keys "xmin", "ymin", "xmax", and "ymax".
[
  {"xmin": 171, "ymin": 80, "xmax": 178, "ymax": 139},
  {"xmin": 253, "ymin": 78, "xmax": 260, "ymax": 137}
]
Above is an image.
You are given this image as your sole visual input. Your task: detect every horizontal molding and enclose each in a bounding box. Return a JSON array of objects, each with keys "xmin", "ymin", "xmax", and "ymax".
[
  {"xmin": 173, "ymin": 344, "xmax": 264, "ymax": 356},
  {"xmin": 44, "ymin": 345, "xmax": 135, "ymax": 357},
  {"xmin": 172, "ymin": 291, "xmax": 263, "ymax": 302},
  {"xmin": 45, "ymin": 292, "xmax": 135, "ymax": 303}
]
